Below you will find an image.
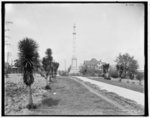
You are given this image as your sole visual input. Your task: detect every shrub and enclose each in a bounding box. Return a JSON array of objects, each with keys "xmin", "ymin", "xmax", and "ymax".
[
  {"xmin": 45, "ymin": 85, "xmax": 51, "ymax": 90},
  {"xmin": 129, "ymin": 73, "xmax": 134, "ymax": 80},
  {"xmin": 109, "ymin": 69, "xmax": 118, "ymax": 78},
  {"xmin": 59, "ymin": 71, "xmax": 68, "ymax": 76},
  {"xmin": 136, "ymin": 71, "xmax": 144, "ymax": 82}
]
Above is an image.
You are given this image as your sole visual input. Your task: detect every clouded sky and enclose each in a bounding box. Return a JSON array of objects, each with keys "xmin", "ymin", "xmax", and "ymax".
[{"xmin": 5, "ymin": 3, "xmax": 144, "ymax": 70}]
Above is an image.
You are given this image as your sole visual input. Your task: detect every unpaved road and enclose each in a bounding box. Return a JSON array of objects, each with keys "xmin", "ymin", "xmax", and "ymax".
[
  {"xmin": 75, "ymin": 76, "xmax": 144, "ymax": 106},
  {"xmin": 71, "ymin": 76, "xmax": 144, "ymax": 115}
]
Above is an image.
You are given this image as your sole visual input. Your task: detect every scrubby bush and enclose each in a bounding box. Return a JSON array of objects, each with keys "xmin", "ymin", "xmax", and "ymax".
[
  {"xmin": 136, "ymin": 71, "xmax": 144, "ymax": 85},
  {"xmin": 128, "ymin": 72, "xmax": 135, "ymax": 80},
  {"xmin": 59, "ymin": 71, "xmax": 68, "ymax": 76},
  {"xmin": 109, "ymin": 69, "xmax": 118, "ymax": 78}
]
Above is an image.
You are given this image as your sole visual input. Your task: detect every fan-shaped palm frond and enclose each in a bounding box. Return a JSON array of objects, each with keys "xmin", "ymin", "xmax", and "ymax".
[
  {"xmin": 46, "ymin": 48, "xmax": 52, "ymax": 57},
  {"xmin": 18, "ymin": 38, "xmax": 38, "ymax": 73}
]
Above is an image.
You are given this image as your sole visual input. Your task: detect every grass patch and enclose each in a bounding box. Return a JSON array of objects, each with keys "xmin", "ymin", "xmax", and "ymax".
[
  {"xmin": 5, "ymin": 74, "xmax": 128, "ymax": 115},
  {"xmin": 88, "ymin": 77, "xmax": 144, "ymax": 93}
]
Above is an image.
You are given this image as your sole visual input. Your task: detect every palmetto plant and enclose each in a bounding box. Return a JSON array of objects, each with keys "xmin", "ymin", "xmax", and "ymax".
[
  {"xmin": 42, "ymin": 48, "xmax": 53, "ymax": 89},
  {"xmin": 116, "ymin": 64, "xmax": 124, "ymax": 82},
  {"xmin": 103, "ymin": 63, "xmax": 110, "ymax": 80},
  {"xmin": 18, "ymin": 38, "xmax": 39, "ymax": 109},
  {"xmin": 52, "ymin": 62, "xmax": 59, "ymax": 78}
]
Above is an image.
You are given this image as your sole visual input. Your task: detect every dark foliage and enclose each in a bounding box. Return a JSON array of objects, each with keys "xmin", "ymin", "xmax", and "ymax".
[
  {"xmin": 136, "ymin": 72, "xmax": 144, "ymax": 81},
  {"xmin": 42, "ymin": 48, "xmax": 53, "ymax": 76},
  {"xmin": 26, "ymin": 104, "xmax": 37, "ymax": 109},
  {"xmin": 18, "ymin": 38, "xmax": 39, "ymax": 86},
  {"xmin": 115, "ymin": 53, "xmax": 139, "ymax": 78},
  {"xmin": 103, "ymin": 63, "xmax": 110, "ymax": 79},
  {"xmin": 103, "ymin": 64, "xmax": 109, "ymax": 73},
  {"xmin": 23, "ymin": 71, "xmax": 34, "ymax": 86},
  {"xmin": 109, "ymin": 68, "xmax": 118, "ymax": 78},
  {"xmin": 45, "ymin": 85, "xmax": 51, "ymax": 90},
  {"xmin": 52, "ymin": 62, "xmax": 59, "ymax": 77},
  {"xmin": 116, "ymin": 64, "xmax": 124, "ymax": 78}
]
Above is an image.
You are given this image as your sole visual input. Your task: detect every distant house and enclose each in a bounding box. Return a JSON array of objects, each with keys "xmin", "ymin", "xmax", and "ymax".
[{"xmin": 83, "ymin": 58, "xmax": 105, "ymax": 71}]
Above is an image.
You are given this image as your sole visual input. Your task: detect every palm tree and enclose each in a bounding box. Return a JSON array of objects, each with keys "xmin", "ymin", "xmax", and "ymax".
[
  {"xmin": 18, "ymin": 38, "xmax": 39, "ymax": 109},
  {"xmin": 52, "ymin": 62, "xmax": 59, "ymax": 78},
  {"xmin": 103, "ymin": 63, "xmax": 110, "ymax": 80},
  {"xmin": 41, "ymin": 48, "xmax": 53, "ymax": 89}
]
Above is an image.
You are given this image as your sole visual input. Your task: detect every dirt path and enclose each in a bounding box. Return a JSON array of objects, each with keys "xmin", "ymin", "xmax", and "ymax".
[
  {"xmin": 71, "ymin": 77, "xmax": 133, "ymax": 115},
  {"xmin": 71, "ymin": 77, "xmax": 144, "ymax": 115},
  {"xmin": 75, "ymin": 76, "xmax": 144, "ymax": 106}
]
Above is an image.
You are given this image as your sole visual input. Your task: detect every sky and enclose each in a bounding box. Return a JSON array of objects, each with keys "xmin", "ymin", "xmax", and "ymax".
[{"xmin": 5, "ymin": 3, "xmax": 144, "ymax": 70}]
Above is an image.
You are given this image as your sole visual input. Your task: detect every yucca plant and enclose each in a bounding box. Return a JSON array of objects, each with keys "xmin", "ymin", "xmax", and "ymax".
[
  {"xmin": 42, "ymin": 48, "xmax": 53, "ymax": 89},
  {"xmin": 116, "ymin": 64, "xmax": 124, "ymax": 82},
  {"xmin": 18, "ymin": 38, "xmax": 39, "ymax": 109},
  {"xmin": 103, "ymin": 63, "xmax": 110, "ymax": 80},
  {"xmin": 52, "ymin": 62, "xmax": 59, "ymax": 78}
]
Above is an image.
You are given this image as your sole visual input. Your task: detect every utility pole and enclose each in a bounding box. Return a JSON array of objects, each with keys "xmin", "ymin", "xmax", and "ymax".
[
  {"xmin": 5, "ymin": 20, "xmax": 13, "ymax": 64},
  {"xmin": 5, "ymin": 41, "xmax": 11, "ymax": 64}
]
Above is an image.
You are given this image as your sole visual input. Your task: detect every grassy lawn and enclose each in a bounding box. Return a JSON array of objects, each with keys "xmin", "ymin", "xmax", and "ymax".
[
  {"xmin": 88, "ymin": 77, "xmax": 144, "ymax": 93},
  {"xmin": 5, "ymin": 74, "xmax": 128, "ymax": 115}
]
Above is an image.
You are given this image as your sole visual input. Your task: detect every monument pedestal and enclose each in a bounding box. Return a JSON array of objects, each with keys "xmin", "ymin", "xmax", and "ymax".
[{"xmin": 69, "ymin": 57, "xmax": 79, "ymax": 74}]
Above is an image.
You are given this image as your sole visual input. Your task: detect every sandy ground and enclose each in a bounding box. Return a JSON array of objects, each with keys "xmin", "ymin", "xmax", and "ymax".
[
  {"xmin": 75, "ymin": 76, "xmax": 144, "ymax": 106},
  {"xmin": 4, "ymin": 74, "xmax": 138, "ymax": 115}
]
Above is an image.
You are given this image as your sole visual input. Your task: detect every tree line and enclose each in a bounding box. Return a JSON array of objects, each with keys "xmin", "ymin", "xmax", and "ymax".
[{"xmin": 80, "ymin": 53, "xmax": 144, "ymax": 84}]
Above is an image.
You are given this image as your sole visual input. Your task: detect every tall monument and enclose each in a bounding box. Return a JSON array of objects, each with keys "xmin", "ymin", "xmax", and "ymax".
[{"xmin": 69, "ymin": 24, "xmax": 79, "ymax": 74}]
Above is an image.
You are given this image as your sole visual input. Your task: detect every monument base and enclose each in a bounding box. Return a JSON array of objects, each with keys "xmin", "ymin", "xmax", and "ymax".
[{"xmin": 69, "ymin": 67, "xmax": 79, "ymax": 74}]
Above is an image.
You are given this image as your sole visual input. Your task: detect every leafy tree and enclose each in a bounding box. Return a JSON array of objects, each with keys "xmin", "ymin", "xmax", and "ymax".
[
  {"xmin": 41, "ymin": 48, "xmax": 53, "ymax": 89},
  {"xmin": 115, "ymin": 53, "xmax": 139, "ymax": 79},
  {"xmin": 102, "ymin": 63, "xmax": 110, "ymax": 80},
  {"xmin": 18, "ymin": 38, "xmax": 39, "ymax": 109},
  {"xmin": 80, "ymin": 65, "xmax": 94, "ymax": 76},
  {"xmin": 79, "ymin": 65, "xmax": 87, "ymax": 75},
  {"xmin": 116, "ymin": 64, "xmax": 124, "ymax": 82},
  {"xmin": 128, "ymin": 59, "xmax": 138, "ymax": 79}
]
